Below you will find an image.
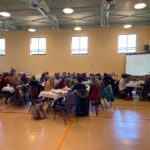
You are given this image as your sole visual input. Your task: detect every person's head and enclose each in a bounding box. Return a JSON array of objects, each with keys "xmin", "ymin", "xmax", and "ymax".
[
  {"xmin": 91, "ymin": 76, "xmax": 98, "ymax": 84},
  {"xmin": 62, "ymin": 72, "xmax": 67, "ymax": 77},
  {"xmin": 61, "ymin": 76, "xmax": 66, "ymax": 82},
  {"xmin": 46, "ymin": 76, "xmax": 54, "ymax": 88},
  {"xmin": 96, "ymin": 73, "xmax": 102, "ymax": 80},
  {"xmin": 82, "ymin": 73, "xmax": 87, "ymax": 76},
  {"xmin": 45, "ymin": 71, "xmax": 49, "ymax": 75},
  {"xmin": 54, "ymin": 72, "xmax": 60, "ymax": 80},
  {"xmin": 77, "ymin": 77, "xmax": 82, "ymax": 83},
  {"xmin": 22, "ymin": 73, "xmax": 27, "ymax": 78},
  {"xmin": 104, "ymin": 73, "xmax": 108, "ymax": 77},
  {"xmin": 2, "ymin": 72, "xmax": 9, "ymax": 78},
  {"xmin": 10, "ymin": 68, "xmax": 16, "ymax": 76},
  {"xmin": 48, "ymin": 75, "xmax": 55, "ymax": 82},
  {"xmin": 121, "ymin": 74, "xmax": 127, "ymax": 78},
  {"xmin": 31, "ymin": 75, "xmax": 36, "ymax": 81},
  {"xmin": 145, "ymin": 75, "xmax": 150, "ymax": 83}
]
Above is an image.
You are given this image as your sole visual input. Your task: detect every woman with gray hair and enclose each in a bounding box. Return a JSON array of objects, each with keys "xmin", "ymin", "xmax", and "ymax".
[{"xmin": 88, "ymin": 76, "xmax": 102, "ymax": 116}]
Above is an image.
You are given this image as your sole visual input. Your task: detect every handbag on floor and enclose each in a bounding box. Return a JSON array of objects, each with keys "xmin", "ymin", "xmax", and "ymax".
[{"xmin": 31, "ymin": 103, "xmax": 46, "ymax": 120}]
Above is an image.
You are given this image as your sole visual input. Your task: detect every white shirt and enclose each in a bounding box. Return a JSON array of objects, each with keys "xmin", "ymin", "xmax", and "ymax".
[
  {"xmin": 54, "ymin": 79, "xmax": 60, "ymax": 87},
  {"xmin": 119, "ymin": 78, "xmax": 126, "ymax": 91}
]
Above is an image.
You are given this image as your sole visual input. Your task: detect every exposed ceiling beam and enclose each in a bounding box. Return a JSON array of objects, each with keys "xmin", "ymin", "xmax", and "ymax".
[{"xmin": 20, "ymin": 0, "xmax": 59, "ymax": 29}]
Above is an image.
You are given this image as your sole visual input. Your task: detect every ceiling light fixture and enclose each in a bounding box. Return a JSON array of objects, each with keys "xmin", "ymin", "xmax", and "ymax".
[
  {"xmin": 74, "ymin": 26, "xmax": 82, "ymax": 31},
  {"xmin": 134, "ymin": 3, "xmax": 146, "ymax": 9},
  {"xmin": 0, "ymin": 11, "xmax": 11, "ymax": 17},
  {"xmin": 123, "ymin": 24, "xmax": 132, "ymax": 29},
  {"xmin": 28, "ymin": 28, "xmax": 36, "ymax": 32},
  {"xmin": 63, "ymin": 8, "xmax": 74, "ymax": 14}
]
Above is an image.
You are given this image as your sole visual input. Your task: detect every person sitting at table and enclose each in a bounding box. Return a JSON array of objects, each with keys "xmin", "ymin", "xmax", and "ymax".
[
  {"xmin": 54, "ymin": 73, "xmax": 60, "ymax": 87},
  {"xmin": 143, "ymin": 75, "xmax": 150, "ymax": 100},
  {"xmin": 29, "ymin": 75, "xmax": 43, "ymax": 92},
  {"xmin": 6, "ymin": 69, "xmax": 21, "ymax": 86},
  {"xmin": 118, "ymin": 74, "xmax": 132, "ymax": 98},
  {"xmin": 20, "ymin": 73, "xmax": 28, "ymax": 84},
  {"xmin": 0, "ymin": 73, "xmax": 10, "ymax": 90},
  {"xmin": 44, "ymin": 76, "xmax": 55, "ymax": 91},
  {"xmin": 103, "ymin": 73, "xmax": 114, "ymax": 88},
  {"xmin": 81, "ymin": 73, "xmax": 88, "ymax": 81},
  {"xmin": 55, "ymin": 77, "xmax": 67, "ymax": 89},
  {"xmin": 62, "ymin": 72, "xmax": 67, "ymax": 77},
  {"xmin": 4, "ymin": 82, "xmax": 15, "ymax": 104},
  {"xmin": 10, "ymin": 68, "xmax": 16, "ymax": 76},
  {"xmin": 118, "ymin": 74, "xmax": 127, "ymax": 97},
  {"xmin": 0, "ymin": 73, "xmax": 10, "ymax": 102},
  {"xmin": 40, "ymin": 71, "xmax": 49, "ymax": 83}
]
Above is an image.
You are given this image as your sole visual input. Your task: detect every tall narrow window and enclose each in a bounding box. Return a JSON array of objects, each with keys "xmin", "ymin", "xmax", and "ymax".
[
  {"xmin": 30, "ymin": 37, "xmax": 46, "ymax": 55},
  {"xmin": 118, "ymin": 34, "xmax": 136, "ymax": 53},
  {"xmin": 71, "ymin": 36, "xmax": 88, "ymax": 54},
  {"xmin": 0, "ymin": 38, "xmax": 5, "ymax": 55}
]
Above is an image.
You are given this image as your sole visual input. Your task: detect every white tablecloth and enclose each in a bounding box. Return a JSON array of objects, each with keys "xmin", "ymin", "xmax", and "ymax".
[
  {"xmin": 2, "ymin": 86, "xmax": 15, "ymax": 93},
  {"xmin": 125, "ymin": 84, "xmax": 143, "ymax": 88},
  {"xmin": 39, "ymin": 89, "xmax": 68, "ymax": 100},
  {"xmin": 82, "ymin": 81, "xmax": 91, "ymax": 85}
]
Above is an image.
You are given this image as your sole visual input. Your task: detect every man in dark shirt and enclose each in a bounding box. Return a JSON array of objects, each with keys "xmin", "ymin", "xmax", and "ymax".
[
  {"xmin": 72, "ymin": 77, "xmax": 89, "ymax": 117},
  {"xmin": 29, "ymin": 76, "xmax": 43, "ymax": 92},
  {"xmin": 72, "ymin": 77, "xmax": 86, "ymax": 92},
  {"xmin": 103, "ymin": 73, "xmax": 114, "ymax": 87}
]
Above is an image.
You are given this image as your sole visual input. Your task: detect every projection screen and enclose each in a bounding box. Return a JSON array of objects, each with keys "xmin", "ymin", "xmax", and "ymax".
[{"xmin": 126, "ymin": 53, "xmax": 150, "ymax": 76}]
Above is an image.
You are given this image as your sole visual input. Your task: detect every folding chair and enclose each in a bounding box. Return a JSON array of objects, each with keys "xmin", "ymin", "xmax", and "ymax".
[
  {"xmin": 10, "ymin": 86, "xmax": 28, "ymax": 108},
  {"xmin": 53, "ymin": 91, "xmax": 77, "ymax": 125}
]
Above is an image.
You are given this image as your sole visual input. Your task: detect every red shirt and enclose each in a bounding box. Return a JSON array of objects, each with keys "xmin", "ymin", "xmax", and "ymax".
[
  {"xmin": 0, "ymin": 78, "xmax": 9, "ymax": 90},
  {"xmin": 88, "ymin": 83, "xmax": 102, "ymax": 101}
]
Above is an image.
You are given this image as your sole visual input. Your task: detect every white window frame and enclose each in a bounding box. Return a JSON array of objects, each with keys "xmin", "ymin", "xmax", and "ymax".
[
  {"xmin": 0, "ymin": 38, "xmax": 6, "ymax": 55},
  {"xmin": 71, "ymin": 36, "xmax": 88, "ymax": 55},
  {"xmin": 30, "ymin": 37, "xmax": 46, "ymax": 55},
  {"xmin": 118, "ymin": 34, "xmax": 137, "ymax": 53}
]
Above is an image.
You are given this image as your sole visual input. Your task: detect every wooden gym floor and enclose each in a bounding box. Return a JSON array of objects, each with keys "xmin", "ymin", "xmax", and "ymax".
[{"xmin": 0, "ymin": 99, "xmax": 150, "ymax": 150}]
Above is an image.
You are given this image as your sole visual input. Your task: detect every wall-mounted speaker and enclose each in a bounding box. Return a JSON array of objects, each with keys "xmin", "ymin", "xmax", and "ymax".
[{"xmin": 144, "ymin": 44, "xmax": 149, "ymax": 53}]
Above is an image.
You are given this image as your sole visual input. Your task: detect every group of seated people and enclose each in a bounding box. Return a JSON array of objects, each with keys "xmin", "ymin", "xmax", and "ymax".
[
  {"xmin": 118, "ymin": 73, "xmax": 150, "ymax": 100},
  {"xmin": 0, "ymin": 68, "xmax": 149, "ymax": 103},
  {"xmin": 0, "ymin": 68, "xmax": 116, "ymax": 116},
  {"xmin": 2, "ymin": 68, "xmax": 149, "ymax": 115},
  {"xmin": 0, "ymin": 68, "xmax": 149, "ymax": 119}
]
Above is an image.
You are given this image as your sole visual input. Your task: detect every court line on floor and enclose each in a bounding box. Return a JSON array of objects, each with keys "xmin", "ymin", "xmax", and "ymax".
[
  {"xmin": 1, "ymin": 108, "xmax": 150, "ymax": 122},
  {"xmin": 56, "ymin": 120, "xmax": 75, "ymax": 150}
]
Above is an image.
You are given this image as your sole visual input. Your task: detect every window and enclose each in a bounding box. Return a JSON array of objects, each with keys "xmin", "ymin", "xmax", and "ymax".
[
  {"xmin": 71, "ymin": 36, "xmax": 88, "ymax": 54},
  {"xmin": 30, "ymin": 37, "xmax": 46, "ymax": 55},
  {"xmin": 0, "ymin": 38, "xmax": 5, "ymax": 55},
  {"xmin": 118, "ymin": 34, "xmax": 136, "ymax": 53}
]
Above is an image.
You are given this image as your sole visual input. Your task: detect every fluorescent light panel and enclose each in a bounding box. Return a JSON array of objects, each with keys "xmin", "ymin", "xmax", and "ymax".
[
  {"xmin": 74, "ymin": 26, "xmax": 82, "ymax": 31},
  {"xmin": 123, "ymin": 24, "xmax": 132, "ymax": 29},
  {"xmin": 63, "ymin": 8, "xmax": 74, "ymax": 14},
  {"xmin": 134, "ymin": 3, "xmax": 146, "ymax": 9},
  {"xmin": 0, "ymin": 11, "xmax": 11, "ymax": 17},
  {"xmin": 28, "ymin": 28, "xmax": 36, "ymax": 32}
]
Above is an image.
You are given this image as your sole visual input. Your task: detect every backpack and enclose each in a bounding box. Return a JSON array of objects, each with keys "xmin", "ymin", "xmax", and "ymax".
[
  {"xmin": 31, "ymin": 103, "xmax": 46, "ymax": 120},
  {"xmin": 103, "ymin": 85, "xmax": 115, "ymax": 102}
]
